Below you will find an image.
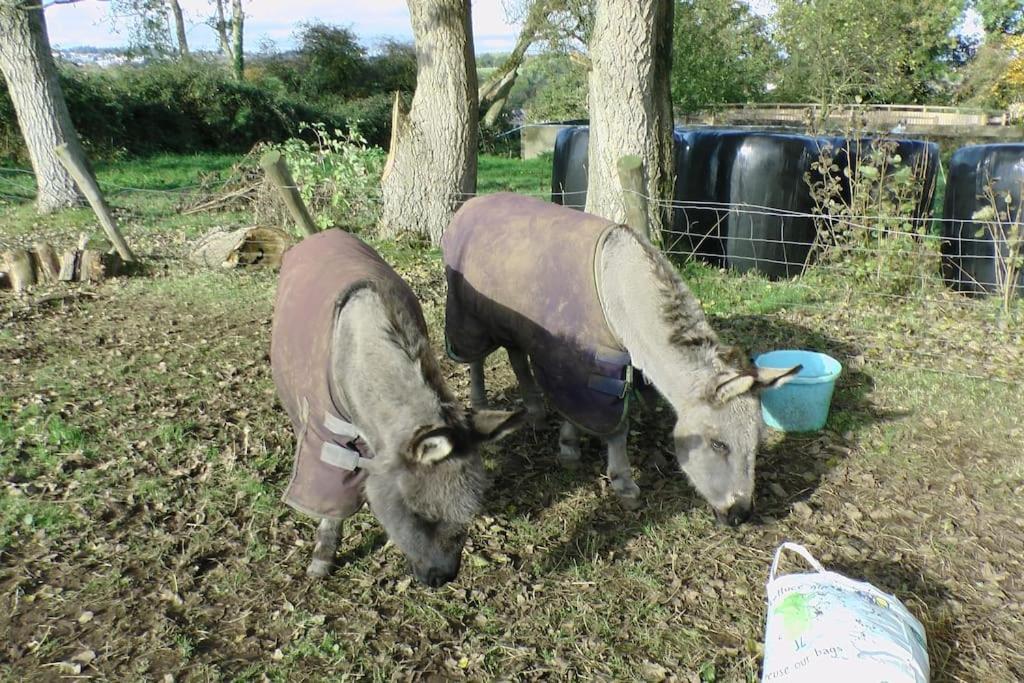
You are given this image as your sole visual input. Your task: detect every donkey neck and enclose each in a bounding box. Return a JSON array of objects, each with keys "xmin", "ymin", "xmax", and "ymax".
[
  {"xmin": 330, "ymin": 290, "xmax": 449, "ymax": 459},
  {"xmin": 597, "ymin": 227, "xmax": 721, "ymax": 404}
]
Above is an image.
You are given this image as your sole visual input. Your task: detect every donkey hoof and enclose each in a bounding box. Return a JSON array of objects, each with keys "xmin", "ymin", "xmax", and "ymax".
[
  {"xmin": 617, "ymin": 493, "xmax": 643, "ymax": 511},
  {"xmin": 527, "ymin": 410, "xmax": 548, "ymax": 428},
  {"xmin": 471, "ymin": 399, "xmax": 491, "ymax": 411},
  {"xmin": 557, "ymin": 447, "xmax": 582, "ymax": 469},
  {"xmin": 306, "ymin": 558, "xmax": 333, "ymax": 578}
]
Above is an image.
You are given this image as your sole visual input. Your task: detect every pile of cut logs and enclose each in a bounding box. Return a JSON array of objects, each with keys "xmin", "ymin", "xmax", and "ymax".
[{"xmin": 1, "ymin": 236, "xmax": 124, "ymax": 293}]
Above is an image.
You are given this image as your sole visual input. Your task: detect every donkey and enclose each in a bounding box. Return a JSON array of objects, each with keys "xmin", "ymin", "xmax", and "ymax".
[
  {"xmin": 442, "ymin": 193, "xmax": 799, "ymax": 525},
  {"xmin": 271, "ymin": 229, "xmax": 524, "ymax": 587}
]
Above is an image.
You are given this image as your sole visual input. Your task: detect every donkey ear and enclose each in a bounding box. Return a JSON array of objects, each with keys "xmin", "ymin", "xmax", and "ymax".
[
  {"xmin": 754, "ymin": 365, "xmax": 802, "ymax": 389},
  {"xmin": 410, "ymin": 427, "xmax": 454, "ymax": 465},
  {"xmin": 471, "ymin": 409, "xmax": 528, "ymax": 443},
  {"xmin": 713, "ymin": 373, "xmax": 756, "ymax": 404}
]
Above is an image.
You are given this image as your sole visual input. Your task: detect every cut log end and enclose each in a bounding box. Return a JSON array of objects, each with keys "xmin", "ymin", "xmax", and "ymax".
[
  {"xmin": 190, "ymin": 226, "xmax": 293, "ymax": 269},
  {"xmin": 58, "ymin": 249, "xmax": 80, "ymax": 282},
  {"xmin": 3, "ymin": 249, "xmax": 36, "ymax": 293}
]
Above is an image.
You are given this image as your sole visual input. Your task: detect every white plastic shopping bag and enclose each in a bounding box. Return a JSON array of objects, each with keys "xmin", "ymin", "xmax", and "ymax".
[{"xmin": 762, "ymin": 542, "xmax": 929, "ymax": 683}]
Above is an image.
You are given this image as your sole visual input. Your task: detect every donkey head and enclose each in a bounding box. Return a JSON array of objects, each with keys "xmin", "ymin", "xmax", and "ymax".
[
  {"xmin": 672, "ymin": 364, "xmax": 800, "ymax": 526},
  {"xmin": 364, "ymin": 409, "xmax": 524, "ymax": 587}
]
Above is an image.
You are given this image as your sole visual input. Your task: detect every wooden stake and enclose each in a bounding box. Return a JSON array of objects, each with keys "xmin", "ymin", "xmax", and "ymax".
[
  {"xmin": 617, "ymin": 155, "xmax": 651, "ymax": 242},
  {"xmin": 32, "ymin": 242, "xmax": 60, "ymax": 282},
  {"xmin": 3, "ymin": 249, "xmax": 36, "ymax": 292},
  {"xmin": 54, "ymin": 144, "xmax": 135, "ymax": 262},
  {"xmin": 259, "ymin": 150, "xmax": 318, "ymax": 237},
  {"xmin": 58, "ymin": 250, "xmax": 80, "ymax": 281}
]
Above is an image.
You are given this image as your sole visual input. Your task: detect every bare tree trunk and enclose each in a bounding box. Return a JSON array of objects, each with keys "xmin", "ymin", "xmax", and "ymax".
[
  {"xmin": 168, "ymin": 0, "xmax": 189, "ymax": 57},
  {"xmin": 0, "ymin": 0, "xmax": 87, "ymax": 214},
  {"xmin": 379, "ymin": 0, "xmax": 478, "ymax": 245},
  {"xmin": 477, "ymin": 2, "xmax": 546, "ymax": 125},
  {"xmin": 213, "ymin": 0, "xmax": 230, "ymax": 57},
  {"xmin": 229, "ymin": 0, "xmax": 243, "ymax": 80},
  {"xmin": 584, "ymin": 0, "xmax": 674, "ymax": 235}
]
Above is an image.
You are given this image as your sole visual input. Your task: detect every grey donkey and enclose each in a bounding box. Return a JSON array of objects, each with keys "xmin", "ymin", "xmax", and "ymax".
[
  {"xmin": 442, "ymin": 194, "xmax": 800, "ymax": 525},
  {"xmin": 271, "ymin": 229, "xmax": 524, "ymax": 587}
]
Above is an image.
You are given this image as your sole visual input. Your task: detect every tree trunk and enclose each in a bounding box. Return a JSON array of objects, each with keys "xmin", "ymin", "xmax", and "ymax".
[
  {"xmin": 477, "ymin": 2, "xmax": 545, "ymax": 125},
  {"xmin": 229, "ymin": 0, "xmax": 244, "ymax": 80},
  {"xmin": 168, "ymin": 0, "xmax": 189, "ymax": 57},
  {"xmin": 584, "ymin": 0, "xmax": 674, "ymax": 237},
  {"xmin": 379, "ymin": 0, "xmax": 478, "ymax": 245},
  {"xmin": 0, "ymin": 0, "xmax": 87, "ymax": 214},
  {"xmin": 213, "ymin": 0, "xmax": 230, "ymax": 58}
]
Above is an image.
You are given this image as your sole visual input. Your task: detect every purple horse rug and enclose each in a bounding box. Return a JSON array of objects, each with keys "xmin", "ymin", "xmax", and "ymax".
[
  {"xmin": 442, "ymin": 193, "xmax": 634, "ymax": 436},
  {"xmin": 271, "ymin": 229, "xmax": 425, "ymax": 520}
]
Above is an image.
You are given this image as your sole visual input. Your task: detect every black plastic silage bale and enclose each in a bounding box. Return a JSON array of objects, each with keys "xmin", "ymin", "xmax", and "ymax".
[
  {"xmin": 941, "ymin": 143, "xmax": 1024, "ymax": 296},
  {"xmin": 551, "ymin": 126, "xmax": 590, "ymax": 210}
]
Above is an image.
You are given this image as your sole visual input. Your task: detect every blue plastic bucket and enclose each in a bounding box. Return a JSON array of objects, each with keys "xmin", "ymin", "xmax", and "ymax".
[{"xmin": 755, "ymin": 350, "xmax": 842, "ymax": 432}]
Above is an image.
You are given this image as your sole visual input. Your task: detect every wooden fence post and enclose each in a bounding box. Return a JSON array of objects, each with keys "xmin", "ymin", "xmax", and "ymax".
[
  {"xmin": 260, "ymin": 150, "xmax": 319, "ymax": 237},
  {"xmin": 54, "ymin": 145, "xmax": 135, "ymax": 262},
  {"xmin": 617, "ymin": 155, "xmax": 651, "ymax": 242}
]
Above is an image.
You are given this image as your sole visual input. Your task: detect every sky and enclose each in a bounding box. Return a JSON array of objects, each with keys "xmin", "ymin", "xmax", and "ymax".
[
  {"xmin": 43, "ymin": 0, "xmax": 985, "ymax": 55},
  {"xmin": 45, "ymin": 0, "xmax": 526, "ymax": 54}
]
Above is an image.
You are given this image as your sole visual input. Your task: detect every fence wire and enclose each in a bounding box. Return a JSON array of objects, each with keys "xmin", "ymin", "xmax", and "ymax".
[{"xmin": 3, "ymin": 165, "xmax": 1020, "ymax": 386}]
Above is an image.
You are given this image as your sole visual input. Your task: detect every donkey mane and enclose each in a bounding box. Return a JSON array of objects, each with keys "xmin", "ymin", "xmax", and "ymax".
[
  {"xmin": 618, "ymin": 226, "xmax": 725, "ymax": 369},
  {"xmin": 369, "ymin": 279, "xmax": 468, "ymax": 428}
]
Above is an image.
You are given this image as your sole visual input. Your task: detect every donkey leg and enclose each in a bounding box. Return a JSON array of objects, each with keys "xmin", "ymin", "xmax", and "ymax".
[
  {"xmin": 557, "ymin": 420, "xmax": 582, "ymax": 468},
  {"xmin": 507, "ymin": 348, "xmax": 547, "ymax": 427},
  {"xmin": 606, "ymin": 425, "xmax": 641, "ymax": 510},
  {"xmin": 306, "ymin": 518, "xmax": 342, "ymax": 578},
  {"xmin": 469, "ymin": 359, "xmax": 489, "ymax": 409}
]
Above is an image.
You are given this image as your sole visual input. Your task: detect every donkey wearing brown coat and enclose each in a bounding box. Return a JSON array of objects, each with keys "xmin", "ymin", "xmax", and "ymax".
[
  {"xmin": 442, "ymin": 194, "xmax": 799, "ymax": 524},
  {"xmin": 272, "ymin": 230, "xmax": 524, "ymax": 586}
]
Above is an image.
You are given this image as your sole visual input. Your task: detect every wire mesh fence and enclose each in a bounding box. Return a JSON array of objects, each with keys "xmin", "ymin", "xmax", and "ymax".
[{"xmin": 3, "ymin": 164, "xmax": 1021, "ymax": 385}]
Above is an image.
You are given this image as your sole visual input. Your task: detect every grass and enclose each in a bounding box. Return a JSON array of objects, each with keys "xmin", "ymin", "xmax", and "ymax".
[{"xmin": 1, "ymin": 150, "xmax": 1023, "ymax": 681}]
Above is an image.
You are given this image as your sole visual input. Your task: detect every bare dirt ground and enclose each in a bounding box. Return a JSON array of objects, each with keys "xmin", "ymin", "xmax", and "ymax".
[{"xmin": 2, "ymin": 218, "xmax": 1023, "ymax": 681}]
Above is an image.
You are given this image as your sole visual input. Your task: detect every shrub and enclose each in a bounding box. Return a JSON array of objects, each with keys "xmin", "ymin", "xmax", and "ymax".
[
  {"xmin": 258, "ymin": 122, "xmax": 384, "ymax": 233},
  {"xmin": 805, "ymin": 136, "xmax": 940, "ymax": 295},
  {"xmin": 0, "ymin": 59, "xmax": 355, "ymax": 161}
]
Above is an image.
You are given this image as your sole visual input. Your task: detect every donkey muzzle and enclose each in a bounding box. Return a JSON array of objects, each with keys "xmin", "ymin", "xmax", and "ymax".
[
  {"xmin": 714, "ymin": 502, "xmax": 753, "ymax": 527},
  {"xmin": 414, "ymin": 558, "xmax": 461, "ymax": 588}
]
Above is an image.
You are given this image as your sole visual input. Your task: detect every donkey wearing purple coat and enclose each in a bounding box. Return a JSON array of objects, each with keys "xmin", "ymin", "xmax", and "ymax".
[
  {"xmin": 272, "ymin": 229, "xmax": 524, "ymax": 586},
  {"xmin": 442, "ymin": 193, "xmax": 800, "ymax": 525}
]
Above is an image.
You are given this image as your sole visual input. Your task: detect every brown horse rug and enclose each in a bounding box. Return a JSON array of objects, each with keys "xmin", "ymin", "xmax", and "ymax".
[
  {"xmin": 271, "ymin": 229, "xmax": 425, "ymax": 520},
  {"xmin": 442, "ymin": 192, "xmax": 635, "ymax": 436}
]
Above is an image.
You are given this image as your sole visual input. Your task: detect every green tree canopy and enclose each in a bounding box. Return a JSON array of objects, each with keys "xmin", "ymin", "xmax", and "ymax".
[
  {"xmin": 671, "ymin": 0, "xmax": 777, "ymax": 112},
  {"xmin": 972, "ymin": 0, "xmax": 1024, "ymax": 35},
  {"xmin": 773, "ymin": 0, "xmax": 967, "ymax": 104}
]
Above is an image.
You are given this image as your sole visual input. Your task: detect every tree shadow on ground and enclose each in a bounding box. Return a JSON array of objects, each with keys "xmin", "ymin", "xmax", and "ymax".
[{"xmin": 482, "ymin": 316, "xmax": 911, "ymax": 575}]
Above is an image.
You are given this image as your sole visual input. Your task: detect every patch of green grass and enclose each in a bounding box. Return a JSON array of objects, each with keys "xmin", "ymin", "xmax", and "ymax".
[
  {"xmin": 478, "ymin": 153, "xmax": 553, "ymax": 197},
  {"xmin": 94, "ymin": 152, "xmax": 238, "ymax": 192},
  {"xmin": 677, "ymin": 260, "xmax": 817, "ymax": 316},
  {"xmin": 0, "ymin": 496, "xmax": 76, "ymax": 550}
]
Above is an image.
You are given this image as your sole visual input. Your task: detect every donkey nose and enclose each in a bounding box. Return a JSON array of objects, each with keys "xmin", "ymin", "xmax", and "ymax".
[
  {"xmin": 715, "ymin": 502, "xmax": 752, "ymax": 527},
  {"xmin": 725, "ymin": 502, "xmax": 752, "ymax": 527},
  {"xmin": 418, "ymin": 566, "xmax": 458, "ymax": 588}
]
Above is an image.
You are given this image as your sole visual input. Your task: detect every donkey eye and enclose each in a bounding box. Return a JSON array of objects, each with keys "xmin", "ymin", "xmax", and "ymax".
[{"xmin": 710, "ymin": 439, "xmax": 730, "ymax": 455}]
